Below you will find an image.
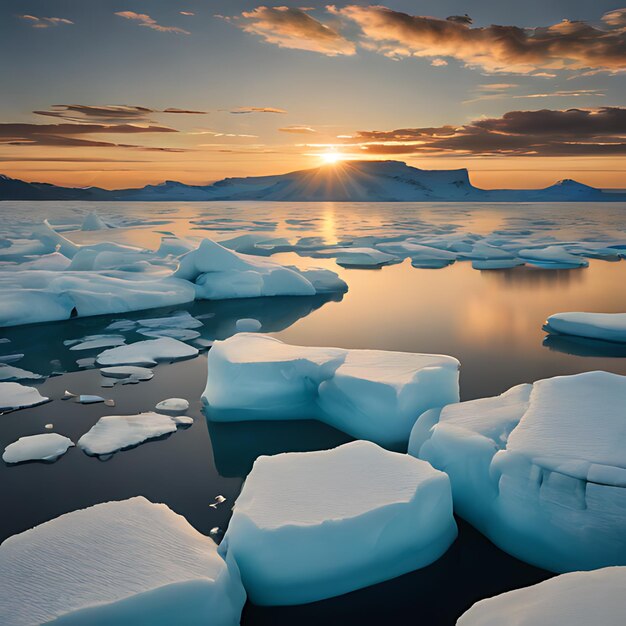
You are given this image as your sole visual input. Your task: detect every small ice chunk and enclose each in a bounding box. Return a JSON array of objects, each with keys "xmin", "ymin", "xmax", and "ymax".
[
  {"xmin": 44, "ymin": 423, "xmax": 53, "ymax": 429},
  {"xmin": 136, "ymin": 310, "xmax": 203, "ymax": 330},
  {"xmin": 78, "ymin": 411, "xmax": 189, "ymax": 456},
  {"xmin": 210, "ymin": 495, "xmax": 226, "ymax": 509},
  {"xmin": 235, "ymin": 318, "xmax": 261, "ymax": 332},
  {"xmin": 96, "ymin": 337, "xmax": 198, "ymax": 367},
  {"xmin": 0, "ymin": 354, "xmax": 24, "ymax": 364},
  {"xmin": 223, "ymin": 440, "xmax": 457, "ymax": 605},
  {"xmin": 69, "ymin": 335, "xmax": 126, "ymax": 351},
  {"xmin": 0, "ymin": 382, "xmax": 49, "ymax": 411},
  {"xmin": 76, "ymin": 357, "xmax": 96, "ymax": 368},
  {"xmin": 457, "ymin": 567, "xmax": 626, "ymax": 626},
  {"xmin": 105, "ymin": 319, "xmax": 137, "ymax": 332},
  {"xmin": 155, "ymin": 397, "xmax": 189, "ymax": 415},
  {"xmin": 0, "ymin": 497, "xmax": 245, "ymax": 625},
  {"xmin": 137, "ymin": 327, "xmax": 201, "ymax": 341},
  {"xmin": 3, "ymin": 433, "xmax": 74, "ymax": 464},
  {"xmin": 77, "ymin": 395, "xmax": 106, "ymax": 404},
  {"xmin": 100, "ymin": 366, "xmax": 154, "ymax": 381},
  {"xmin": 81, "ymin": 211, "xmax": 110, "ymax": 231},
  {"xmin": 544, "ymin": 312, "xmax": 626, "ymax": 344},
  {"xmin": 0, "ymin": 365, "xmax": 43, "ymax": 382}
]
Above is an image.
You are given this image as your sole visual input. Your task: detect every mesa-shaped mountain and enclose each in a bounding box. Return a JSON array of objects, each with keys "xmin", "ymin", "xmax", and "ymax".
[{"xmin": 2, "ymin": 161, "xmax": 624, "ymax": 202}]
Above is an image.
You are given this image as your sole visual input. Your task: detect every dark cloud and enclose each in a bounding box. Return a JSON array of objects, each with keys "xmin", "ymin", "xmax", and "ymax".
[
  {"xmin": 225, "ymin": 6, "xmax": 356, "ymax": 56},
  {"xmin": 0, "ymin": 122, "xmax": 181, "ymax": 151},
  {"xmin": 334, "ymin": 5, "xmax": 626, "ymax": 74},
  {"xmin": 34, "ymin": 104, "xmax": 206, "ymax": 124},
  {"xmin": 348, "ymin": 107, "xmax": 626, "ymax": 157}
]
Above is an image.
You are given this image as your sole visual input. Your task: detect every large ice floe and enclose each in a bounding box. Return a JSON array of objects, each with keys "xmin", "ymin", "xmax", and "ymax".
[
  {"xmin": 409, "ymin": 371, "xmax": 626, "ymax": 572},
  {"xmin": 3, "ymin": 433, "xmax": 74, "ymax": 464},
  {"xmin": 544, "ymin": 312, "xmax": 626, "ymax": 343},
  {"xmin": 222, "ymin": 440, "xmax": 457, "ymax": 605},
  {"xmin": 0, "ymin": 382, "xmax": 49, "ymax": 411},
  {"xmin": 96, "ymin": 337, "xmax": 198, "ymax": 366},
  {"xmin": 203, "ymin": 334, "xmax": 460, "ymax": 448},
  {"xmin": 78, "ymin": 412, "xmax": 193, "ymax": 456},
  {"xmin": 0, "ymin": 497, "xmax": 245, "ymax": 625},
  {"xmin": 0, "ymin": 223, "xmax": 345, "ymax": 328},
  {"xmin": 457, "ymin": 567, "xmax": 626, "ymax": 626}
]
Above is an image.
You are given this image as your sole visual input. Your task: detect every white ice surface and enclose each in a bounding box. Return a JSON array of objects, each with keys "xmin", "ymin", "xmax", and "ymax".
[
  {"xmin": 2, "ymin": 433, "xmax": 74, "ymax": 463},
  {"xmin": 0, "ymin": 382, "xmax": 49, "ymax": 410},
  {"xmin": 100, "ymin": 366, "xmax": 154, "ymax": 381},
  {"xmin": 204, "ymin": 334, "xmax": 459, "ymax": 448},
  {"xmin": 0, "ymin": 497, "xmax": 245, "ymax": 626},
  {"xmin": 0, "ymin": 365, "xmax": 43, "ymax": 382},
  {"xmin": 155, "ymin": 398, "xmax": 190, "ymax": 415},
  {"xmin": 96, "ymin": 338, "xmax": 198, "ymax": 367},
  {"xmin": 457, "ymin": 567, "xmax": 626, "ymax": 626},
  {"xmin": 222, "ymin": 440, "xmax": 456, "ymax": 605},
  {"xmin": 411, "ymin": 371, "xmax": 626, "ymax": 572},
  {"xmin": 545, "ymin": 312, "xmax": 626, "ymax": 343},
  {"xmin": 518, "ymin": 245, "xmax": 589, "ymax": 268},
  {"xmin": 78, "ymin": 411, "xmax": 192, "ymax": 455}
]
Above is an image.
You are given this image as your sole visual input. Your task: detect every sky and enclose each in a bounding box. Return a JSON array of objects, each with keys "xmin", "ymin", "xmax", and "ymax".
[{"xmin": 1, "ymin": 0, "xmax": 625, "ymax": 189}]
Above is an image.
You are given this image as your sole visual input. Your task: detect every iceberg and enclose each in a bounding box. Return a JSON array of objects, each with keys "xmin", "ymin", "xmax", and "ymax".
[
  {"xmin": 457, "ymin": 567, "xmax": 626, "ymax": 626},
  {"xmin": 544, "ymin": 312, "xmax": 626, "ymax": 343},
  {"xmin": 0, "ymin": 382, "xmax": 49, "ymax": 411},
  {"xmin": 0, "ymin": 497, "xmax": 245, "ymax": 625},
  {"xmin": 3, "ymin": 433, "xmax": 74, "ymax": 464},
  {"xmin": 96, "ymin": 338, "xmax": 198, "ymax": 367},
  {"xmin": 174, "ymin": 239, "xmax": 346, "ymax": 299},
  {"xmin": 204, "ymin": 334, "xmax": 459, "ymax": 448},
  {"xmin": 518, "ymin": 245, "xmax": 589, "ymax": 269},
  {"xmin": 410, "ymin": 371, "xmax": 626, "ymax": 572},
  {"xmin": 222, "ymin": 440, "xmax": 457, "ymax": 605},
  {"xmin": 78, "ymin": 411, "xmax": 193, "ymax": 456}
]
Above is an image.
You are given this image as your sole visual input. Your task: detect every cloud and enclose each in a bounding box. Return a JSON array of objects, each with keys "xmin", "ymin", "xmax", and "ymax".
[
  {"xmin": 463, "ymin": 85, "xmax": 605, "ymax": 104},
  {"xmin": 34, "ymin": 104, "xmax": 206, "ymax": 123},
  {"xmin": 346, "ymin": 107, "xmax": 626, "ymax": 157},
  {"xmin": 180, "ymin": 12, "xmax": 195, "ymax": 17},
  {"xmin": 18, "ymin": 15, "xmax": 73, "ymax": 28},
  {"xmin": 115, "ymin": 11, "xmax": 190, "ymax": 35},
  {"xmin": 0, "ymin": 122, "xmax": 180, "ymax": 151},
  {"xmin": 430, "ymin": 58, "xmax": 447, "ymax": 67},
  {"xmin": 329, "ymin": 5, "xmax": 626, "ymax": 74},
  {"xmin": 230, "ymin": 107, "xmax": 288, "ymax": 114},
  {"xmin": 279, "ymin": 125, "xmax": 318, "ymax": 134},
  {"xmin": 225, "ymin": 6, "xmax": 356, "ymax": 56}
]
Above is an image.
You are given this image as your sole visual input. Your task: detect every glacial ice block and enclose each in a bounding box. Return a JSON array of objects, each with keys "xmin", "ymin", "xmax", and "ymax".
[
  {"xmin": 203, "ymin": 334, "xmax": 459, "ymax": 448},
  {"xmin": 0, "ymin": 382, "xmax": 49, "ymax": 410},
  {"xmin": 96, "ymin": 337, "xmax": 198, "ymax": 366},
  {"xmin": 544, "ymin": 312, "xmax": 626, "ymax": 343},
  {"xmin": 3, "ymin": 433, "xmax": 74, "ymax": 464},
  {"xmin": 457, "ymin": 567, "xmax": 626, "ymax": 626},
  {"xmin": 0, "ymin": 497, "xmax": 245, "ymax": 626},
  {"xmin": 222, "ymin": 440, "xmax": 457, "ymax": 605},
  {"xmin": 410, "ymin": 371, "xmax": 626, "ymax": 572},
  {"xmin": 174, "ymin": 238, "xmax": 346, "ymax": 299}
]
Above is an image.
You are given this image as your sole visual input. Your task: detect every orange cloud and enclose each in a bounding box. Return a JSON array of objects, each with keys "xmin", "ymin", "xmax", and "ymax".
[{"xmin": 115, "ymin": 11, "xmax": 190, "ymax": 35}]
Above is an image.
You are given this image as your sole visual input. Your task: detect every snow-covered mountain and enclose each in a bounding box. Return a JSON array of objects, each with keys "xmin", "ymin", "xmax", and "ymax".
[{"xmin": 1, "ymin": 161, "xmax": 624, "ymax": 202}]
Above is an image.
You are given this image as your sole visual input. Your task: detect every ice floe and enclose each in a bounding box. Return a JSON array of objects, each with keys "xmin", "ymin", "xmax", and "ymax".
[
  {"xmin": 174, "ymin": 239, "xmax": 346, "ymax": 299},
  {"xmin": 222, "ymin": 440, "xmax": 457, "ymax": 605},
  {"xmin": 155, "ymin": 398, "xmax": 190, "ymax": 415},
  {"xmin": 544, "ymin": 312, "xmax": 626, "ymax": 343},
  {"xmin": 457, "ymin": 567, "xmax": 626, "ymax": 626},
  {"xmin": 0, "ymin": 365, "xmax": 43, "ymax": 382},
  {"xmin": 96, "ymin": 337, "xmax": 198, "ymax": 367},
  {"xmin": 0, "ymin": 497, "xmax": 245, "ymax": 625},
  {"xmin": 3, "ymin": 433, "xmax": 74, "ymax": 464},
  {"xmin": 518, "ymin": 245, "xmax": 589, "ymax": 269},
  {"xmin": 235, "ymin": 318, "xmax": 262, "ymax": 332},
  {"xmin": 67, "ymin": 334, "xmax": 126, "ymax": 351},
  {"xmin": 100, "ymin": 365, "xmax": 154, "ymax": 381},
  {"xmin": 78, "ymin": 412, "xmax": 193, "ymax": 456},
  {"xmin": 204, "ymin": 334, "xmax": 459, "ymax": 448},
  {"xmin": 0, "ymin": 382, "xmax": 49, "ymax": 411},
  {"xmin": 410, "ymin": 371, "xmax": 626, "ymax": 572}
]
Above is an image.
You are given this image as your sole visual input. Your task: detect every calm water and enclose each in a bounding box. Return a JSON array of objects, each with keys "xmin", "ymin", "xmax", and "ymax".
[{"xmin": 1, "ymin": 201, "xmax": 625, "ymax": 624}]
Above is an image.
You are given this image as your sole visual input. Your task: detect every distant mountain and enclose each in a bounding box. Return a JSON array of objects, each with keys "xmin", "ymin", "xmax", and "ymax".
[{"xmin": 2, "ymin": 161, "xmax": 625, "ymax": 202}]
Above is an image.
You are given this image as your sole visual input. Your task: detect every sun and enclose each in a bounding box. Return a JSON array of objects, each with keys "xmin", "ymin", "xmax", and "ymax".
[{"xmin": 321, "ymin": 152, "xmax": 342, "ymax": 164}]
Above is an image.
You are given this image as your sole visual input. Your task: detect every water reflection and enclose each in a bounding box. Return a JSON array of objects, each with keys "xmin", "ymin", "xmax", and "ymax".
[
  {"xmin": 207, "ymin": 420, "xmax": 352, "ymax": 477},
  {"xmin": 543, "ymin": 334, "xmax": 626, "ymax": 358},
  {"xmin": 480, "ymin": 265, "xmax": 586, "ymax": 287}
]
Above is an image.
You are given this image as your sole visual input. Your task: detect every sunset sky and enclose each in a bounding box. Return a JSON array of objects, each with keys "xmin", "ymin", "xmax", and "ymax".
[{"xmin": 2, "ymin": 0, "xmax": 625, "ymax": 189}]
